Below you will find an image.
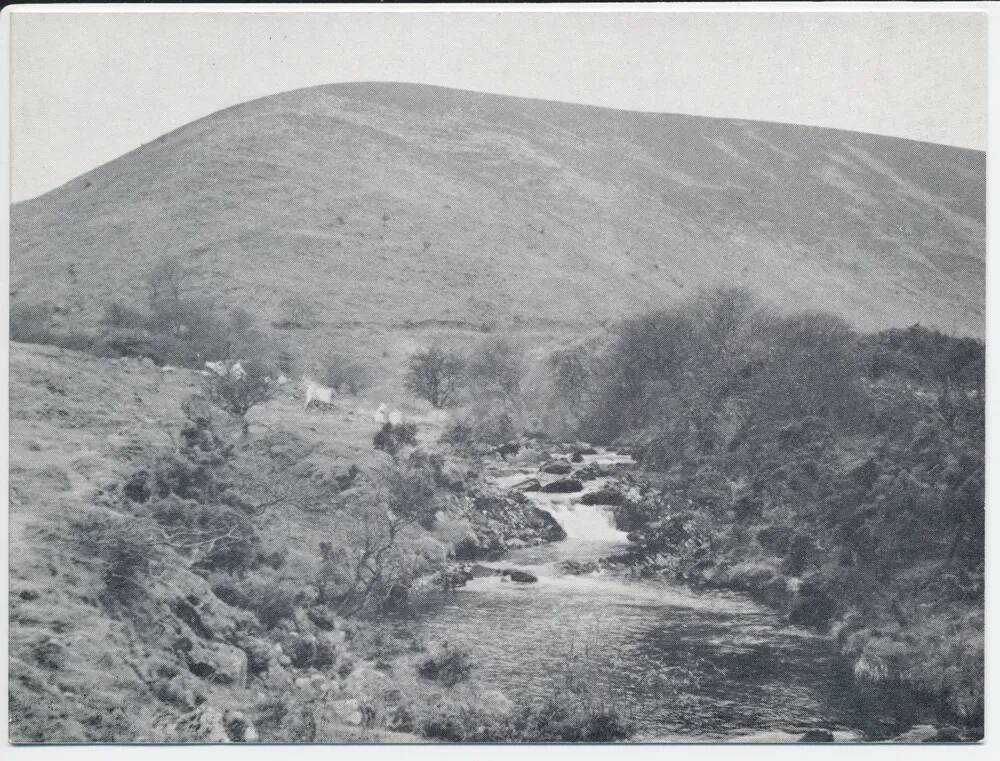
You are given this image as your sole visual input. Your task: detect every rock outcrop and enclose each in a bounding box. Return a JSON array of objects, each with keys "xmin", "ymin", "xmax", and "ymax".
[{"xmin": 455, "ymin": 489, "xmax": 566, "ymax": 560}]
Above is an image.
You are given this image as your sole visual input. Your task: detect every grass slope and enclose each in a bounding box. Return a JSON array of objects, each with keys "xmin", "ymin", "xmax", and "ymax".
[{"xmin": 10, "ymin": 82, "xmax": 985, "ymax": 340}]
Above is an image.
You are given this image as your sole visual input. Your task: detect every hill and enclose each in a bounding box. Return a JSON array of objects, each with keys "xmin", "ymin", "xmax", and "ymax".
[{"xmin": 9, "ymin": 82, "xmax": 985, "ymax": 338}]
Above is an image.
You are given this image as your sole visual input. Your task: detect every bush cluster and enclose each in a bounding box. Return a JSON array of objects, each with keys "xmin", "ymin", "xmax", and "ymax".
[{"xmin": 556, "ymin": 289, "xmax": 984, "ymax": 726}]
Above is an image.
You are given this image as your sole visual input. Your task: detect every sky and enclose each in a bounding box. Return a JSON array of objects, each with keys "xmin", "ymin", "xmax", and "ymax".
[{"xmin": 8, "ymin": 9, "xmax": 988, "ymax": 202}]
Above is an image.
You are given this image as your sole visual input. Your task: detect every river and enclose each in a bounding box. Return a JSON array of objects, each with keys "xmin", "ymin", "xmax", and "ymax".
[{"xmin": 408, "ymin": 449, "xmax": 886, "ymax": 742}]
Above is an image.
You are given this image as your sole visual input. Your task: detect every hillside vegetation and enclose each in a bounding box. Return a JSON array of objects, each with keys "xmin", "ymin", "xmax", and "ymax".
[
  {"xmin": 537, "ymin": 290, "xmax": 984, "ymax": 731},
  {"xmin": 10, "ymin": 82, "xmax": 985, "ymax": 343}
]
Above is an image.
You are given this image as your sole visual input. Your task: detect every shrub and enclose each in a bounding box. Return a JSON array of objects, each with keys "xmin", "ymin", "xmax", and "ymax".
[
  {"xmin": 466, "ymin": 337, "xmax": 524, "ymax": 407},
  {"xmin": 76, "ymin": 515, "xmax": 154, "ymax": 605},
  {"xmin": 322, "ymin": 353, "xmax": 371, "ymax": 395},
  {"xmin": 99, "ymin": 301, "xmax": 147, "ymax": 331},
  {"xmin": 10, "ymin": 301, "xmax": 56, "ymax": 343},
  {"xmin": 204, "ymin": 360, "xmax": 275, "ymax": 420},
  {"xmin": 315, "ymin": 451, "xmax": 447, "ymax": 618},
  {"xmin": 274, "ymin": 294, "xmax": 318, "ymax": 329},
  {"xmin": 112, "ymin": 396, "xmax": 271, "ymax": 579},
  {"xmin": 417, "ymin": 644, "xmax": 473, "ymax": 686},
  {"xmin": 373, "ymin": 422, "xmax": 418, "ymax": 455},
  {"xmin": 405, "ymin": 346, "xmax": 466, "ymax": 408}
]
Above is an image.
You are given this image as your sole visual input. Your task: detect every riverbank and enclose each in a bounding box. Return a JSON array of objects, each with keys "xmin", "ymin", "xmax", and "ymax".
[
  {"xmin": 428, "ymin": 441, "xmax": 980, "ymax": 743},
  {"xmin": 542, "ymin": 462, "xmax": 985, "ymax": 742}
]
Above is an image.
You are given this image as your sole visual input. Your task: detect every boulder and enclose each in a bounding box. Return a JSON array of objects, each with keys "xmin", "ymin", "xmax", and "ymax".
[
  {"xmin": 560, "ymin": 560, "xmax": 600, "ymax": 575},
  {"xmin": 500, "ymin": 569, "xmax": 538, "ymax": 583},
  {"xmin": 540, "ymin": 461, "xmax": 573, "ymax": 475},
  {"xmin": 468, "ymin": 564, "xmax": 501, "ymax": 578},
  {"xmin": 541, "ymin": 478, "xmax": 584, "ymax": 494},
  {"xmin": 186, "ymin": 639, "xmax": 248, "ymax": 687},
  {"xmin": 510, "ymin": 477, "xmax": 542, "ymax": 492},
  {"xmin": 224, "ymin": 710, "xmax": 258, "ymax": 742},
  {"xmin": 574, "ymin": 463, "xmax": 610, "ymax": 481},
  {"xmin": 570, "ymin": 452, "xmax": 584, "ymax": 463},
  {"xmin": 580, "ymin": 489, "xmax": 625, "ymax": 506},
  {"xmin": 329, "ymin": 698, "xmax": 365, "ymax": 726}
]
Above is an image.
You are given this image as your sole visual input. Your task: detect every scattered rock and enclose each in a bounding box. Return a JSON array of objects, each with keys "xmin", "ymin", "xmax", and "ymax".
[
  {"xmin": 541, "ymin": 478, "xmax": 584, "ymax": 493},
  {"xmin": 173, "ymin": 705, "xmax": 230, "ymax": 743},
  {"xmin": 18, "ymin": 590, "xmax": 40, "ymax": 601}
]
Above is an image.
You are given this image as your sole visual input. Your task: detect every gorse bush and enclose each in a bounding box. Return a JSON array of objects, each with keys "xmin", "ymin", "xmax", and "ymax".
[
  {"xmin": 417, "ymin": 643, "xmax": 473, "ymax": 686},
  {"xmin": 373, "ymin": 422, "xmax": 418, "ymax": 455},
  {"xmin": 204, "ymin": 359, "xmax": 275, "ymax": 421}
]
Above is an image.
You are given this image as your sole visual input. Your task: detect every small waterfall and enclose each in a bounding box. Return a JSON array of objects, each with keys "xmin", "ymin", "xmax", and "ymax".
[{"xmin": 532, "ymin": 493, "xmax": 628, "ymax": 543}]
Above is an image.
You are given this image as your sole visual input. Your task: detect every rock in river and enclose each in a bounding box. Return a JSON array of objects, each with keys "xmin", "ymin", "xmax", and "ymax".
[
  {"xmin": 541, "ymin": 478, "xmax": 584, "ymax": 494},
  {"xmin": 579, "ymin": 489, "xmax": 625, "ymax": 505},
  {"xmin": 540, "ymin": 461, "xmax": 573, "ymax": 475},
  {"xmin": 500, "ymin": 569, "xmax": 538, "ymax": 583}
]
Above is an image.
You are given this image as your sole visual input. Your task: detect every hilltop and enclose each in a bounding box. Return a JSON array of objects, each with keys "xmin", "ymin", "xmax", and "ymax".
[{"xmin": 10, "ymin": 82, "xmax": 985, "ymax": 341}]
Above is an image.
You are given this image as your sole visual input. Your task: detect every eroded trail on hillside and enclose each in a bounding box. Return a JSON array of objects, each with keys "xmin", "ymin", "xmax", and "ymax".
[{"xmin": 407, "ymin": 449, "xmax": 881, "ymax": 742}]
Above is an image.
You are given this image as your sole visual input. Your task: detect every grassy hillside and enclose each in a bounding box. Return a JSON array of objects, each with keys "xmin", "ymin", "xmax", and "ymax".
[{"xmin": 10, "ymin": 82, "xmax": 985, "ymax": 341}]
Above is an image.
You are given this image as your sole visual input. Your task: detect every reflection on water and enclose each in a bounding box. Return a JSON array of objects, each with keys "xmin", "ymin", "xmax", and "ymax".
[{"xmin": 409, "ymin": 450, "xmax": 872, "ymax": 741}]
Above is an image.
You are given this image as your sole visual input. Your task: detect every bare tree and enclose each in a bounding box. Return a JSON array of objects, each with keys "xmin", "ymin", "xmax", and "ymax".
[{"xmin": 405, "ymin": 346, "xmax": 466, "ymax": 408}]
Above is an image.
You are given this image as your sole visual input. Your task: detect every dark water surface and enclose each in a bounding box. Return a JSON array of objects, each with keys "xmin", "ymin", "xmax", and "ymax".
[{"xmin": 408, "ymin": 451, "xmax": 885, "ymax": 742}]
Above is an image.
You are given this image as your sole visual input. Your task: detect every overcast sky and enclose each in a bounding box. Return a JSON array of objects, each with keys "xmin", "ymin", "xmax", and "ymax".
[{"xmin": 8, "ymin": 9, "xmax": 988, "ymax": 202}]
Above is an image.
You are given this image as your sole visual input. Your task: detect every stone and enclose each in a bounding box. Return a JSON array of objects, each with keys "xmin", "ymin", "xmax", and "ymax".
[
  {"xmin": 579, "ymin": 489, "xmax": 625, "ymax": 506},
  {"xmin": 330, "ymin": 698, "xmax": 364, "ymax": 726},
  {"xmin": 510, "ymin": 477, "xmax": 542, "ymax": 492},
  {"xmin": 223, "ymin": 710, "xmax": 257, "ymax": 742},
  {"xmin": 541, "ymin": 478, "xmax": 584, "ymax": 493},
  {"xmin": 500, "ymin": 569, "xmax": 538, "ymax": 583},
  {"xmin": 173, "ymin": 706, "xmax": 230, "ymax": 743},
  {"xmin": 541, "ymin": 461, "xmax": 573, "ymax": 475},
  {"xmin": 186, "ymin": 640, "xmax": 248, "ymax": 688}
]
